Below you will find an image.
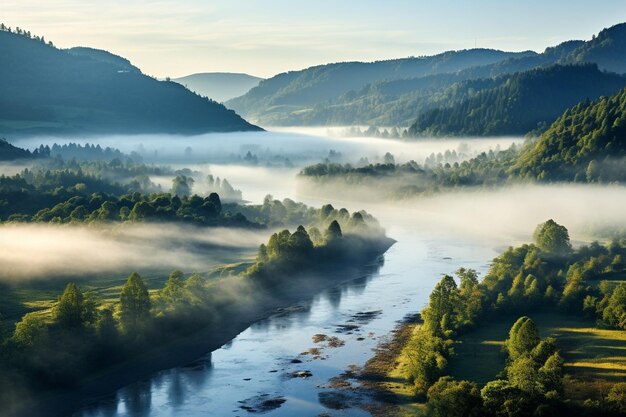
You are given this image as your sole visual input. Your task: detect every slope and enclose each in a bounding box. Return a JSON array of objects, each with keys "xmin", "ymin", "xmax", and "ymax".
[{"xmin": 0, "ymin": 28, "xmax": 260, "ymax": 136}]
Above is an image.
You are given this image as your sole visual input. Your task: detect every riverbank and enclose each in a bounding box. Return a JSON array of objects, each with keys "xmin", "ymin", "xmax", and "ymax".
[
  {"xmin": 20, "ymin": 235, "xmax": 395, "ymax": 417},
  {"xmin": 358, "ymin": 313, "xmax": 424, "ymax": 417}
]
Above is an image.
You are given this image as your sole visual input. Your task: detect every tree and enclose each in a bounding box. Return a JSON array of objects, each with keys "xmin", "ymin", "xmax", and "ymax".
[
  {"xmin": 160, "ymin": 270, "xmax": 185, "ymax": 308},
  {"xmin": 207, "ymin": 192, "xmax": 222, "ymax": 214},
  {"xmin": 427, "ymin": 377, "xmax": 483, "ymax": 417},
  {"xmin": 129, "ymin": 201, "xmax": 155, "ymax": 221},
  {"xmin": 607, "ymin": 383, "xmax": 626, "ymax": 413},
  {"xmin": 53, "ymin": 282, "xmax": 96, "ymax": 329},
  {"xmin": 324, "ymin": 220, "xmax": 342, "ymax": 242},
  {"xmin": 119, "ymin": 272, "xmax": 152, "ymax": 333},
  {"xmin": 423, "ymin": 275, "xmax": 459, "ymax": 336},
  {"xmin": 171, "ymin": 175, "xmax": 194, "ymax": 197},
  {"xmin": 506, "ymin": 316, "xmax": 540, "ymax": 360},
  {"xmin": 289, "ymin": 225, "xmax": 313, "ymax": 252},
  {"xmin": 12, "ymin": 313, "xmax": 46, "ymax": 346},
  {"xmin": 602, "ymin": 283, "xmax": 626, "ymax": 329},
  {"xmin": 507, "ymin": 356, "xmax": 540, "ymax": 395},
  {"xmin": 480, "ymin": 379, "xmax": 533, "ymax": 417},
  {"xmin": 533, "ymin": 220, "xmax": 572, "ymax": 256},
  {"xmin": 538, "ymin": 352, "xmax": 564, "ymax": 394}
]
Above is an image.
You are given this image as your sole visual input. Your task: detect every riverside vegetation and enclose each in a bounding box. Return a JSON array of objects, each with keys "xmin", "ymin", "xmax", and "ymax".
[
  {"xmin": 0, "ymin": 192, "xmax": 393, "ymax": 416},
  {"xmin": 366, "ymin": 220, "xmax": 626, "ymax": 417}
]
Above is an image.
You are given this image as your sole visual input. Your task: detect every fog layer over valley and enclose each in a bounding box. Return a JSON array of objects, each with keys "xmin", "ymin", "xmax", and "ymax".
[
  {"xmin": 12, "ymin": 130, "xmax": 522, "ymax": 166},
  {"xmin": 0, "ymin": 223, "xmax": 267, "ymax": 280},
  {"xmin": 4, "ymin": 130, "xmax": 624, "ymax": 281}
]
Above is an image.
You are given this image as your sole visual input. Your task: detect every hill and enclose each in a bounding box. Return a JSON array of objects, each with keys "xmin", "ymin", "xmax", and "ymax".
[
  {"xmin": 0, "ymin": 28, "xmax": 260, "ymax": 136},
  {"xmin": 408, "ymin": 64, "xmax": 626, "ymax": 136},
  {"xmin": 513, "ymin": 86, "xmax": 626, "ymax": 181},
  {"xmin": 0, "ymin": 138, "xmax": 33, "ymax": 160},
  {"xmin": 566, "ymin": 22, "xmax": 626, "ymax": 74},
  {"xmin": 226, "ymin": 49, "xmax": 535, "ymax": 125},
  {"xmin": 270, "ymin": 41, "xmax": 587, "ymax": 127},
  {"xmin": 173, "ymin": 72, "xmax": 263, "ymax": 102},
  {"xmin": 65, "ymin": 46, "xmax": 141, "ymax": 73},
  {"xmin": 226, "ymin": 22, "xmax": 626, "ymax": 128}
]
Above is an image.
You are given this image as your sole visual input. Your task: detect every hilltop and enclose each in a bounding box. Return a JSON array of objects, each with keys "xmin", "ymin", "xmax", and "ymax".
[{"xmin": 0, "ymin": 28, "xmax": 261, "ymax": 136}]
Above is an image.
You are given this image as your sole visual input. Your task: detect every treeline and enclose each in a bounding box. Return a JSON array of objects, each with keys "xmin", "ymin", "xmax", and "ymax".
[
  {"xmin": 6, "ymin": 190, "xmax": 256, "ymax": 227},
  {"xmin": 300, "ymin": 146, "xmax": 519, "ymax": 198},
  {"xmin": 400, "ymin": 220, "xmax": 626, "ymax": 416},
  {"xmin": 0, "ymin": 215, "xmax": 390, "ymax": 415},
  {"xmin": 0, "ymin": 156, "xmax": 252, "ymax": 221},
  {"xmin": 45, "ymin": 143, "xmax": 139, "ymax": 162},
  {"xmin": 0, "ymin": 22, "xmax": 52, "ymax": 46},
  {"xmin": 408, "ymin": 64, "xmax": 626, "ymax": 137}
]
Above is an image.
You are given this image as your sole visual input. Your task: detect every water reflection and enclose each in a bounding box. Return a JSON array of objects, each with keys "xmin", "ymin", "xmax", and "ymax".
[
  {"xmin": 120, "ymin": 381, "xmax": 151, "ymax": 417},
  {"xmin": 74, "ymin": 227, "xmax": 496, "ymax": 417}
]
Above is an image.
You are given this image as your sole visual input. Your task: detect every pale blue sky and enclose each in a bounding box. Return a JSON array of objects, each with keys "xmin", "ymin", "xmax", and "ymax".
[{"xmin": 2, "ymin": 0, "xmax": 626, "ymax": 78}]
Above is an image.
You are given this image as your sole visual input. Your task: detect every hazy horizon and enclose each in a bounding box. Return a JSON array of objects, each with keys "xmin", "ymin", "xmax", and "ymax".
[{"xmin": 3, "ymin": 0, "xmax": 626, "ymax": 78}]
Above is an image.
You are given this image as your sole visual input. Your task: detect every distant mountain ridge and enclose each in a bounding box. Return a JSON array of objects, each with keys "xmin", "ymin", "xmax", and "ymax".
[
  {"xmin": 173, "ymin": 72, "xmax": 263, "ymax": 103},
  {"xmin": 65, "ymin": 47, "xmax": 141, "ymax": 73},
  {"xmin": 227, "ymin": 22, "xmax": 626, "ymax": 129},
  {"xmin": 408, "ymin": 64, "xmax": 626, "ymax": 136},
  {"xmin": 227, "ymin": 49, "xmax": 535, "ymax": 124},
  {"xmin": 0, "ymin": 28, "xmax": 260, "ymax": 136}
]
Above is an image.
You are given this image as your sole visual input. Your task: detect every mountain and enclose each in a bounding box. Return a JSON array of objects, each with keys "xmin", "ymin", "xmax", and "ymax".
[
  {"xmin": 0, "ymin": 28, "xmax": 261, "ymax": 136},
  {"xmin": 173, "ymin": 72, "xmax": 263, "ymax": 103},
  {"xmin": 0, "ymin": 138, "xmax": 33, "ymax": 160},
  {"xmin": 408, "ymin": 64, "xmax": 626, "ymax": 136},
  {"xmin": 512, "ymin": 86, "xmax": 626, "ymax": 182},
  {"xmin": 227, "ymin": 22, "xmax": 626, "ymax": 128},
  {"xmin": 226, "ymin": 49, "xmax": 536, "ymax": 125},
  {"xmin": 565, "ymin": 23, "xmax": 626, "ymax": 74},
  {"xmin": 65, "ymin": 47, "xmax": 141, "ymax": 73}
]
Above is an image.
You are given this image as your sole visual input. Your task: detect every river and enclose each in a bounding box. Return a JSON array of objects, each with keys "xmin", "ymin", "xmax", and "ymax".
[{"xmin": 18, "ymin": 130, "xmax": 618, "ymax": 416}]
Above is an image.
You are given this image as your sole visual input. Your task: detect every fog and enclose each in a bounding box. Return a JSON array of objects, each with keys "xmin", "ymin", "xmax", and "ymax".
[
  {"xmin": 0, "ymin": 223, "xmax": 268, "ymax": 281},
  {"xmin": 370, "ymin": 184, "xmax": 626, "ymax": 246},
  {"xmin": 11, "ymin": 129, "xmax": 522, "ymax": 167},
  {"xmin": 3, "ymin": 129, "xmax": 625, "ymax": 282}
]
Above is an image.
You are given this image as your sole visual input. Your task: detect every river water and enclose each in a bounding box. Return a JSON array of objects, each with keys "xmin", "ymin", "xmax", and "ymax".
[
  {"xmin": 54, "ymin": 130, "xmax": 619, "ymax": 416},
  {"xmin": 76, "ymin": 218, "xmax": 497, "ymax": 417}
]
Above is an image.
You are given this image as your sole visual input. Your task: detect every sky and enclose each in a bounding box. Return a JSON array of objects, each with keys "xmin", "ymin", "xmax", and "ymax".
[{"xmin": 2, "ymin": 0, "xmax": 626, "ymax": 79}]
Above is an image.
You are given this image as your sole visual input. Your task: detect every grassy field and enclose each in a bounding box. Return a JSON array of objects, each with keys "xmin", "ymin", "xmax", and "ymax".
[
  {"xmin": 447, "ymin": 311, "xmax": 626, "ymax": 402},
  {"xmin": 0, "ymin": 261, "xmax": 253, "ymax": 330}
]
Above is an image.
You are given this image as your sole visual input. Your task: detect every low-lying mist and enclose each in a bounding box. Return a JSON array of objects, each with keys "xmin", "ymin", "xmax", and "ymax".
[
  {"xmin": 0, "ymin": 223, "xmax": 268, "ymax": 281},
  {"xmin": 296, "ymin": 182, "xmax": 626, "ymax": 248},
  {"xmin": 11, "ymin": 130, "xmax": 522, "ymax": 167}
]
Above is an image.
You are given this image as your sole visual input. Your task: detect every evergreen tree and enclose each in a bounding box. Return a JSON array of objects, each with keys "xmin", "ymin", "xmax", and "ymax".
[{"xmin": 119, "ymin": 272, "xmax": 152, "ymax": 333}]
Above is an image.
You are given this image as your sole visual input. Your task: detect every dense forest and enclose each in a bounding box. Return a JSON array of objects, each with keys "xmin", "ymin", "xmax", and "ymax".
[
  {"xmin": 408, "ymin": 64, "xmax": 626, "ymax": 137},
  {"xmin": 227, "ymin": 49, "xmax": 533, "ymax": 125},
  {"xmin": 513, "ymin": 87, "xmax": 626, "ymax": 181},
  {"xmin": 0, "ymin": 25, "xmax": 260, "ymax": 136},
  {"xmin": 372, "ymin": 220, "xmax": 626, "ymax": 416}
]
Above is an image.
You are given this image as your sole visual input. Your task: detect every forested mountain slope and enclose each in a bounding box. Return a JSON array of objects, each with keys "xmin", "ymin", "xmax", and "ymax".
[
  {"xmin": 408, "ymin": 64, "xmax": 626, "ymax": 136},
  {"xmin": 0, "ymin": 28, "xmax": 260, "ymax": 136},
  {"xmin": 227, "ymin": 23, "xmax": 626, "ymax": 128},
  {"xmin": 513, "ymin": 86, "xmax": 626, "ymax": 181}
]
